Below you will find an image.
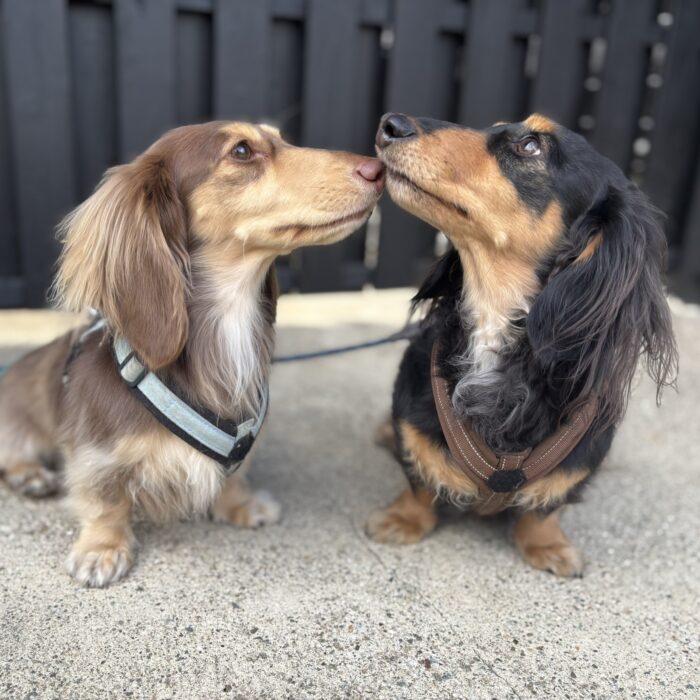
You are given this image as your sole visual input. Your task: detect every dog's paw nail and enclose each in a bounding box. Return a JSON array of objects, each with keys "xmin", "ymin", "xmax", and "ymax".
[
  {"xmin": 65, "ymin": 545, "xmax": 133, "ymax": 588},
  {"xmin": 524, "ymin": 543, "xmax": 584, "ymax": 578},
  {"xmin": 214, "ymin": 489, "xmax": 281, "ymax": 528}
]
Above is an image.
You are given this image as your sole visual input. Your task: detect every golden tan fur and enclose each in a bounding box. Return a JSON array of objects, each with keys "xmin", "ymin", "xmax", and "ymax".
[
  {"xmin": 523, "ymin": 114, "xmax": 557, "ymax": 133},
  {"xmin": 1, "ymin": 121, "xmax": 383, "ymax": 587},
  {"xmin": 513, "ymin": 510, "xmax": 583, "ymax": 577},
  {"xmin": 382, "ymin": 116, "xmax": 564, "ymax": 372},
  {"xmin": 382, "ymin": 121, "xmax": 562, "ymax": 261},
  {"xmin": 400, "ymin": 420, "xmax": 479, "ymax": 502},
  {"xmin": 575, "ymin": 231, "xmax": 603, "ymax": 263},
  {"xmin": 369, "ymin": 419, "xmax": 590, "ymax": 563},
  {"xmin": 365, "ymin": 487, "xmax": 437, "ymax": 545}
]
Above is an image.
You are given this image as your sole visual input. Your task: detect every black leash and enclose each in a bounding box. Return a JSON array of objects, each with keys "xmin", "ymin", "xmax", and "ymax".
[
  {"xmin": 0, "ymin": 323, "xmax": 419, "ymax": 375},
  {"xmin": 272, "ymin": 323, "xmax": 419, "ymax": 363}
]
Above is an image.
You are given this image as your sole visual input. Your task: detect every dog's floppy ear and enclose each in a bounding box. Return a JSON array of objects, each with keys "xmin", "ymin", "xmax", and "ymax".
[
  {"xmin": 527, "ymin": 184, "xmax": 677, "ymax": 427},
  {"xmin": 411, "ymin": 247, "xmax": 463, "ymax": 314},
  {"xmin": 54, "ymin": 154, "xmax": 189, "ymax": 369}
]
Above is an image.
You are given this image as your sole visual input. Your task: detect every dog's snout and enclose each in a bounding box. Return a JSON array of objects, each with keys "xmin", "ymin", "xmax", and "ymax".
[{"xmin": 376, "ymin": 113, "xmax": 416, "ymax": 148}]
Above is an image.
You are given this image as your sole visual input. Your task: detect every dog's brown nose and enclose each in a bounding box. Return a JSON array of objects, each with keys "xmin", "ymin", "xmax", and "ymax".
[
  {"xmin": 356, "ymin": 159, "xmax": 385, "ymax": 193},
  {"xmin": 376, "ymin": 113, "xmax": 416, "ymax": 148},
  {"xmin": 356, "ymin": 158, "xmax": 384, "ymax": 183}
]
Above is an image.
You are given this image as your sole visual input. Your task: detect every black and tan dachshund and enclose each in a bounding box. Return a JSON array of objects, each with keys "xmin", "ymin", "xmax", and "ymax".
[{"xmin": 368, "ymin": 113, "xmax": 677, "ymax": 576}]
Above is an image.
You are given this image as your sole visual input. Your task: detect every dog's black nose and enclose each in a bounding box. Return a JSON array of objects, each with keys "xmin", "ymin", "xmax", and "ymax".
[{"xmin": 376, "ymin": 113, "xmax": 416, "ymax": 148}]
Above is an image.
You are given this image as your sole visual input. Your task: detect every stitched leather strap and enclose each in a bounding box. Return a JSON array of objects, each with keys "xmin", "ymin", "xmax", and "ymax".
[{"xmin": 430, "ymin": 342, "xmax": 598, "ymax": 493}]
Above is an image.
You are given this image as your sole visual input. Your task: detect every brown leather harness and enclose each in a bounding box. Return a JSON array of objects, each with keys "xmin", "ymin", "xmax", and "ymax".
[{"xmin": 431, "ymin": 342, "xmax": 598, "ymax": 493}]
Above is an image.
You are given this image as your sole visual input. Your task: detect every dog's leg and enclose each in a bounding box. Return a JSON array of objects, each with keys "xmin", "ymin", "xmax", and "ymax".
[
  {"xmin": 365, "ymin": 486, "xmax": 437, "ymax": 544},
  {"xmin": 0, "ymin": 424, "xmax": 60, "ymax": 498},
  {"xmin": 3, "ymin": 460, "xmax": 60, "ymax": 498},
  {"xmin": 212, "ymin": 471, "xmax": 280, "ymax": 528},
  {"xmin": 374, "ymin": 414, "xmax": 397, "ymax": 453},
  {"xmin": 513, "ymin": 509, "xmax": 583, "ymax": 577},
  {"xmin": 65, "ymin": 487, "xmax": 135, "ymax": 588}
]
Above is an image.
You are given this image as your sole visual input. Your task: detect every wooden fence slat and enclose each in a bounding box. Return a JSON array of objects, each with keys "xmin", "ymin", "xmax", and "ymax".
[
  {"xmin": 2, "ymin": 0, "xmax": 76, "ymax": 306},
  {"xmin": 644, "ymin": 0, "xmax": 700, "ymax": 245},
  {"xmin": 0, "ymin": 277, "xmax": 25, "ymax": 308},
  {"xmin": 590, "ymin": 0, "xmax": 655, "ymax": 171},
  {"xmin": 268, "ymin": 19, "xmax": 304, "ymax": 141},
  {"xmin": 298, "ymin": 0, "xmax": 364, "ymax": 292},
  {"xmin": 0, "ymin": 2, "xmax": 19, "ymax": 283},
  {"xmin": 681, "ymin": 150, "xmax": 700, "ymax": 279},
  {"xmin": 1, "ymin": 0, "xmax": 700, "ymax": 306},
  {"xmin": 114, "ymin": 0, "xmax": 177, "ymax": 160},
  {"xmin": 375, "ymin": 0, "xmax": 450, "ymax": 289},
  {"xmin": 177, "ymin": 11, "xmax": 213, "ymax": 124},
  {"xmin": 213, "ymin": 0, "xmax": 270, "ymax": 121},
  {"xmin": 361, "ymin": 0, "xmax": 390, "ymax": 28},
  {"xmin": 69, "ymin": 2, "xmax": 117, "ymax": 199},
  {"xmin": 530, "ymin": 0, "xmax": 589, "ymax": 127},
  {"xmin": 460, "ymin": 0, "xmax": 528, "ymax": 127}
]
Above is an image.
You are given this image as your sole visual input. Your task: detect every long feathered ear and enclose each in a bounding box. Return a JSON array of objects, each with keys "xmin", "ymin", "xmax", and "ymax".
[
  {"xmin": 411, "ymin": 247, "xmax": 463, "ymax": 315},
  {"xmin": 53, "ymin": 155, "xmax": 190, "ymax": 369},
  {"xmin": 527, "ymin": 184, "xmax": 678, "ymax": 427}
]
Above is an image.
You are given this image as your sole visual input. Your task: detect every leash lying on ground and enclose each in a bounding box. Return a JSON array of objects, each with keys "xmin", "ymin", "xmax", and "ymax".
[{"xmin": 0, "ymin": 323, "xmax": 419, "ymax": 375}]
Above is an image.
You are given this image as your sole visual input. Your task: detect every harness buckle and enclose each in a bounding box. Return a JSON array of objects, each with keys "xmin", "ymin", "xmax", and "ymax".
[{"xmin": 119, "ymin": 352, "xmax": 148, "ymax": 387}]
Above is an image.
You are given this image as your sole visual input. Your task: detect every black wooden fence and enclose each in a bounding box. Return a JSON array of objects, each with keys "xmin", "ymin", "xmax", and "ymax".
[{"xmin": 1, "ymin": 0, "xmax": 699, "ymax": 307}]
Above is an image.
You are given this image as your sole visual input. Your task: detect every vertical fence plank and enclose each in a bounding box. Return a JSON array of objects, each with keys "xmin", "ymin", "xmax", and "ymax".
[
  {"xmin": 460, "ymin": 0, "xmax": 527, "ymax": 127},
  {"xmin": 2, "ymin": 0, "xmax": 76, "ymax": 306},
  {"xmin": 0, "ymin": 0, "xmax": 699, "ymax": 305},
  {"xmin": 375, "ymin": 0, "xmax": 452, "ymax": 289},
  {"xmin": 268, "ymin": 18, "xmax": 304, "ymax": 142},
  {"xmin": 680, "ymin": 152, "xmax": 700, "ymax": 281},
  {"xmin": 297, "ymin": 0, "xmax": 363, "ymax": 292},
  {"xmin": 530, "ymin": 0, "xmax": 589, "ymax": 127},
  {"xmin": 69, "ymin": 2, "xmax": 117, "ymax": 199},
  {"xmin": 590, "ymin": 0, "xmax": 654, "ymax": 170},
  {"xmin": 0, "ymin": 0, "xmax": 19, "ymax": 286},
  {"xmin": 644, "ymin": 0, "xmax": 700, "ymax": 246},
  {"xmin": 213, "ymin": 0, "xmax": 270, "ymax": 121},
  {"xmin": 114, "ymin": 0, "xmax": 177, "ymax": 160},
  {"xmin": 177, "ymin": 10, "xmax": 213, "ymax": 124}
]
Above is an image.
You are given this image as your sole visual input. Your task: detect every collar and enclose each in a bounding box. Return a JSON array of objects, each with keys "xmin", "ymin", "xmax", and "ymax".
[
  {"xmin": 112, "ymin": 335, "xmax": 268, "ymax": 472},
  {"xmin": 431, "ymin": 342, "xmax": 598, "ymax": 493}
]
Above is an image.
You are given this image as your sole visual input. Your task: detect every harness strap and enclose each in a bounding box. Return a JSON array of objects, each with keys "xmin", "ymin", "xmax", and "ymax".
[
  {"xmin": 113, "ymin": 336, "xmax": 267, "ymax": 472},
  {"xmin": 430, "ymin": 342, "xmax": 598, "ymax": 493}
]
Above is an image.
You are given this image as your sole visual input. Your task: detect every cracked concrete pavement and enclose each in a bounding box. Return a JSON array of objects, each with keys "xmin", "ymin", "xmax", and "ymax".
[{"xmin": 1, "ymin": 290, "xmax": 699, "ymax": 699}]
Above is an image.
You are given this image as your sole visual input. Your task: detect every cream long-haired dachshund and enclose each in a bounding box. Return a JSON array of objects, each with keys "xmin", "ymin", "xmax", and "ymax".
[{"xmin": 0, "ymin": 121, "xmax": 384, "ymax": 587}]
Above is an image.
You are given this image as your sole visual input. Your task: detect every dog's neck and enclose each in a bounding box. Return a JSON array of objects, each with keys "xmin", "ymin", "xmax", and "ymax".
[
  {"xmin": 447, "ymin": 242, "xmax": 564, "ymax": 452},
  {"xmin": 179, "ymin": 246, "xmax": 277, "ymax": 420},
  {"xmin": 456, "ymin": 245, "xmax": 538, "ymax": 371}
]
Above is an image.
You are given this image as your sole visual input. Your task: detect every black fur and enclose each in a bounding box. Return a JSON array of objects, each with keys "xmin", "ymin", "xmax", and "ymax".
[{"xmin": 391, "ymin": 120, "xmax": 678, "ymax": 507}]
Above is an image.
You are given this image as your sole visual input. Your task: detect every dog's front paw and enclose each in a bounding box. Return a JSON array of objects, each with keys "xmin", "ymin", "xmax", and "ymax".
[
  {"xmin": 513, "ymin": 511, "xmax": 584, "ymax": 577},
  {"xmin": 214, "ymin": 489, "xmax": 281, "ymax": 528},
  {"xmin": 365, "ymin": 489, "xmax": 437, "ymax": 545},
  {"xmin": 365, "ymin": 509, "xmax": 430, "ymax": 544},
  {"xmin": 65, "ymin": 543, "xmax": 134, "ymax": 587},
  {"xmin": 521, "ymin": 542, "xmax": 584, "ymax": 577}
]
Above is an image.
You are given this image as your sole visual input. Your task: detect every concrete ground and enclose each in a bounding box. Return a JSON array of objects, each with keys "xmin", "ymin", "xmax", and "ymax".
[{"xmin": 1, "ymin": 290, "xmax": 698, "ymax": 700}]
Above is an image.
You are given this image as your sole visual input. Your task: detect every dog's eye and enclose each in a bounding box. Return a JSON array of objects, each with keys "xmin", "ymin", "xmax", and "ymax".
[
  {"xmin": 513, "ymin": 136, "xmax": 541, "ymax": 157},
  {"xmin": 232, "ymin": 141, "xmax": 252, "ymax": 161}
]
